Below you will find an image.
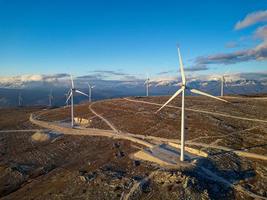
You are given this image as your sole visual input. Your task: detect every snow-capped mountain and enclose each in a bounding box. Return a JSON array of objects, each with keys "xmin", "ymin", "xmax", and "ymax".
[{"xmin": 0, "ymin": 72, "xmax": 266, "ymax": 107}]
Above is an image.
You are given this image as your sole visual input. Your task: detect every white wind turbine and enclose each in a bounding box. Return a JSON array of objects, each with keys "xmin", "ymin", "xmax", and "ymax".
[
  {"xmin": 156, "ymin": 47, "xmax": 228, "ymax": 162},
  {"xmin": 66, "ymin": 75, "xmax": 89, "ymax": 128},
  {"xmin": 48, "ymin": 89, "xmax": 53, "ymax": 107},
  {"xmin": 87, "ymin": 83, "xmax": 95, "ymax": 102},
  {"xmin": 18, "ymin": 92, "xmax": 23, "ymax": 107},
  {"xmin": 145, "ymin": 75, "xmax": 150, "ymax": 97},
  {"xmin": 221, "ymin": 75, "xmax": 225, "ymax": 97},
  {"xmin": 220, "ymin": 70, "xmax": 230, "ymax": 97}
]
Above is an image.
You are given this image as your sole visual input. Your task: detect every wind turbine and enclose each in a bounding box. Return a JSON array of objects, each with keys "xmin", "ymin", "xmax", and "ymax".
[
  {"xmin": 66, "ymin": 75, "xmax": 89, "ymax": 128},
  {"xmin": 156, "ymin": 47, "xmax": 228, "ymax": 162},
  {"xmin": 18, "ymin": 92, "xmax": 23, "ymax": 107},
  {"xmin": 145, "ymin": 75, "xmax": 150, "ymax": 97},
  {"xmin": 221, "ymin": 76, "xmax": 225, "ymax": 97},
  {"xmin": 87, "ymin": 83, "xmax": 95, "ymax": 102},
  {"xmin": 220, "ymin": 71, "xmax": 230, "ymax": 97},
  {"xmin": 48, "ymin": 89, "xmax": 53, "ymax": 107}
]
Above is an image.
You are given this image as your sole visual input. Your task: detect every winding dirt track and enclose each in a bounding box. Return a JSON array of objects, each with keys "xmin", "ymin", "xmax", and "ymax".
[
  {"xmin": 29, "ymin": 99, "xmax": 267, "ymax": 200},
  {"xmin": 121, "ymin": 98, "xmax": 267, "ymax": 160},
  {"xmin": 89, "ymin": 102, "xmax": 119, "ymax": 133},
  {"xmin": 30, "ymin": 114, "xmax": 153, "ymax": 148},
  {"xmin": 88, "ymin": 100, "xmax": 267, "ymax": 200},
  {"xmin": 88, "ymin": 99, "xmax": 267, "ymax": 200}
]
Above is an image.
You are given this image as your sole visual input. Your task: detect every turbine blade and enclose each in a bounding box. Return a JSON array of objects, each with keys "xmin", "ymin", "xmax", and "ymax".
[
  {"xmin": 190, "ymin": 88, "xmax": 228, "ymax": 103},
  {"xmin": 224, "ymin": 78, "xmax": 228, "ymax": 87},
  {"xmin": 177, "ymin": 47, "xmax": 186, "ymax": 85},
  {"xmin": 67, "ymin": 89, "xmax": 71, "ymax": 96},
  {"xmin": 66, "ymin": 91, "xmax": 72, "ymax": 103},
  {"xmin": 224, "ymin": 68, "xmax": 230, "ymax": 76},
  {"xmin": 70, "ymin": 74, "xmax": 74, "ymax": 88},
  {"xmin": 156, "ymin": 88, "xmax": 183, "ymax": 113},
  {"xmin": 75, "ymin": 89, "xmax": 89, "ymax": 97}
]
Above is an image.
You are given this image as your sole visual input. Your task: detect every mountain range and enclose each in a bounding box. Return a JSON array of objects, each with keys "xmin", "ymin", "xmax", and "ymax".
[{"xmin": 0, "ymin": 72, "xmax": 266, "ymax": 107}]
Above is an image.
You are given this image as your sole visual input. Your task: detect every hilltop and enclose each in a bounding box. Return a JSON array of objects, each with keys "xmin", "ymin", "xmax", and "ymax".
[{"xmin": 0, "ymin": 96, "xmax": 267, "ymax": 199}]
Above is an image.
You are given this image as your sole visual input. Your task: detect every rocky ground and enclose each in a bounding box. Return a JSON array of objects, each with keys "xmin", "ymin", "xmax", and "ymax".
[{"xmin": 0, "ymin": 96, "xmax": 266, "ymax": 199}]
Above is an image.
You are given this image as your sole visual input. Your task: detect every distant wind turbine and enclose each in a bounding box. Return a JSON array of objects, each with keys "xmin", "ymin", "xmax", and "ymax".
[
  {"xmin": 156, "ymin": 47, "xmax": 228, "ymax": 162},
  {"xmin": 145, "ymin": 75, "xmax": 150, "ymax": 97},
  {"xmin": 48, "ymin": 90, "xmax": 53, "ymax": 107},
  {"xmin": 87, "ymin": 83, "xmax": 95, "ymax": 102},
  {"xmin": 221, "ymin": 76, "xmax": 225, "ymax": 97},
  {"xmin": 18, "ymin": 92, "xmax": 23, "ymax": 107},
  {"xmin": 220, "ymin": 71, "xmax": 229, "ymax": 97},
  {"xmin": 66, "ymin": 75, "xmax": 89, "ymax": 128}
]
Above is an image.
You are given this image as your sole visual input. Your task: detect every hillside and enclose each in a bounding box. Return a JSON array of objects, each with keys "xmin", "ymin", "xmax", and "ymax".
[{"xmin": 0, "ymin": 96, "xmax": 267, "ymax": 199}]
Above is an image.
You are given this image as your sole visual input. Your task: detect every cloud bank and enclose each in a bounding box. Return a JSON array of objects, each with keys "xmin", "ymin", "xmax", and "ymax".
[
  {"xmin": 193, "ymin": 9, "xmax": 267, "ymax": 69},
  {"xmin": 0, "ymin": 73, "xmax": 71, "ymax": 88},
  {"xmin": 1, "ymin": 71, "xmax": 266, "ymax": 89}
]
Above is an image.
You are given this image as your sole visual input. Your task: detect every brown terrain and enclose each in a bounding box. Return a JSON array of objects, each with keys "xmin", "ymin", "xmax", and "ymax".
[{"xmin": 0, "ymin": 96, "xmax": 267, "ymax": 200}]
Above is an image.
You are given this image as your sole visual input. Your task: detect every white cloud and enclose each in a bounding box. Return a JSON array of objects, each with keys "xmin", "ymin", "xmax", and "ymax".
[
  {"xmin": 255, "ymin": 25, "xmax": 267, "ymax": 39},
  {"xmin": 0, "ymin": 73, "xmax": 70, "ymax": 88},
  {"xmin": 194, "ymin": 11, "xmax": 267, "ymax": 67},
  {"xmin": 235, "ymin": 10, "xmax": 267, "ymax": 30}
]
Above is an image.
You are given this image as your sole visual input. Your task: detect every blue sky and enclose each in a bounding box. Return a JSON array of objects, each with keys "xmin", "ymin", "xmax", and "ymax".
[{"xmin": 0, "ymin": 0, "xmax": 266, "ymax": 78}]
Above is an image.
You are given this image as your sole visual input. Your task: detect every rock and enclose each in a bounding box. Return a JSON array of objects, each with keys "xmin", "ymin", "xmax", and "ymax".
[
  {"xmin": 10, "ymin": 163, "xmax": 35, "ymax": 175},
  {"xmin": 141, "ymin": 181, "xmax": 151, "ymax": 193},
  {"xmin": 79, "ymin": 176, "xmax": 87, "ymax": 182},
  {"xmin": 259, "ymin": 189, "xmax": 266, "ymax": 196},
  {"xmin": 78, "ymin": 172, "xmax": 97, "ymax": 182},
  {"xmin": 74, "ymin": 117, "xmax": 90, "ymax": 126},
  {"xmin": 31, "ymin": 131, "xmax": 51, "ymax": 142},
  {"xmin": 100, "ymin": 165, "xmax": 126, "ymax": 180},
  {"xmin": 132, "ymin": 175, "xmax": 143, "ymax": 181},
  {"xmin": 79, "ymin": 170, "xmax": 87, "ymax": 176},
  {"xmin": 86, "ymin": 172, "xmax": 97, "ymax": 181},
  {"xmin": 116, "ymin": 151, "xmax": 125, "ymax": 158},
  {"xmin": 113, "ymin": 142, "xmax": 120, "ymax": 148},
  {"xmin": 133, "ymin": 160, "xmax": 141, "ymax": 167}
]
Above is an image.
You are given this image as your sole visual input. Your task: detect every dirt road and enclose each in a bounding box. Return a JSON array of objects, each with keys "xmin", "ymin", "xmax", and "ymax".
[
  {"xmin": 29, "ymin": 101, "xmax": 267, "ymax": 200},
  {"xmin": 124, "ymin": 97, "xmax": 267, "ymax": 123}
]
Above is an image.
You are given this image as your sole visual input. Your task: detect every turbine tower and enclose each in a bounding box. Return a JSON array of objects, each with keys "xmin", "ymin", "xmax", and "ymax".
[
  {"xmin": 18, "ymin": 92, "xmax": 23, "ymax": 107},
  {"xmin": 145, "ymin": 75, "xmax": 150, "ymax": 97},
  {"xmin": 156, "ymin": 47, "xmax": 228, "ymax": 162},
  {"xmin": 221, "ymin": 75, "xmax": 225, "ymax": 97},
  {"xmin": 66, "ymin": 75, "xmax": 89, "ymax": 128},
  {"xmin": 220, "ymin": 70, "xmax": 230, "ymax": 97},
  {"xmin": 87, "ymin": 83, "xmax": 95, "ymax": 102},
  {"xmin": 48, "ymin": 90, "xmax": 53, "ymax": 107}
]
